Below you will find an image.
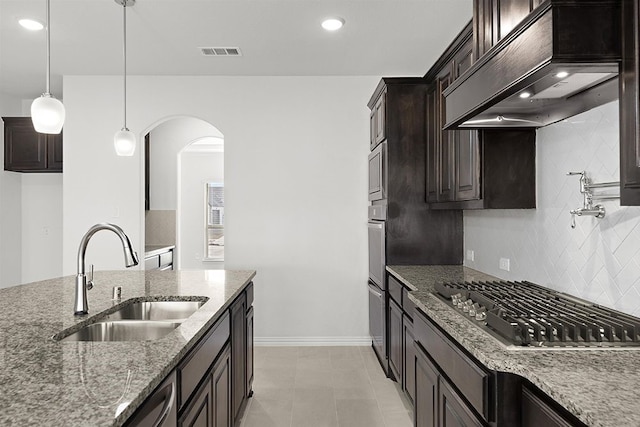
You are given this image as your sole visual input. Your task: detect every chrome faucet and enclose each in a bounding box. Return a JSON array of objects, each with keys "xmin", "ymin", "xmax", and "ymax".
[
  {"xmin": 74, "ymin": 223, "xmax": 139, "ymax": 315},
  {"xmin": 567, "ymin": 171, "xmax": 619, "ymax": 229}
]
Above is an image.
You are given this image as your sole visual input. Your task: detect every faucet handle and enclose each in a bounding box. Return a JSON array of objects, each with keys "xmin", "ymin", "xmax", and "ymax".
[{"xmin": 86, "ymin": 264, "xmax": 94, "ymax": 290}]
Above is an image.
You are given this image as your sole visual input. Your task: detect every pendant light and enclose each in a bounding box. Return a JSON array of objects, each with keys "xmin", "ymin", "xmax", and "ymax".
[
  {"xmin": 114, "ymin": 0, "xmax": 136, "ymax": 156},
  {"xmin": 31, "ymin": 0, "xmax": 65, "ymax": 134}
]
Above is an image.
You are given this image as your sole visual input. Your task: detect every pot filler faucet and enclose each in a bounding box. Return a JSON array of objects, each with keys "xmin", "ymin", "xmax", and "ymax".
[
  {"xmin": 74, "ymin": 223, "xmax": 139, "ymax": 315},
  {"xmin": 567, "ymin": 171, "xmax": 619, "ymax": 229}
]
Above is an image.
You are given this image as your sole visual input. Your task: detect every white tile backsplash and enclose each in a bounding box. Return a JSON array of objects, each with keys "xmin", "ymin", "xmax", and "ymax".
[{"xmin": 464, "ymin": 101, "xmax": 640, "ymax": 316}]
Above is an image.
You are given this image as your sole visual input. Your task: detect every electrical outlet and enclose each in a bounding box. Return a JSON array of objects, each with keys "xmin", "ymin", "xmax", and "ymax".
[
  {"xmin": 466, "ymin": 250, "xmax": 475, "ymax": 262},
  {"xmin": 499, "ymin": 257, "xmax": 510, "ymax": 271}
]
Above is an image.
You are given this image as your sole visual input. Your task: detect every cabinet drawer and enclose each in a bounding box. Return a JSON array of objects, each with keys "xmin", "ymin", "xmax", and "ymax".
[
  {"xmin": 414, "ymin": 309, "xmax": 490, "ymax": 421},
  {"xmin": 145, "ymin": 255, "xmax": 160, "ymax": 270},
  {"xmin": 178, "ymin": 312, "xmax": 230, "ymax": 410},
  {"xmin": 522, "ymin": 387, "xmax": 582, "ymax": 427},
  {"xmin": 159, "ymin": 251, "xmax": 173, "ymax": 267},
  {"xmin": 388, "ymin": 275, "xmax": 403, "ymax": 306},
  {"xmin": 402, "ymin": 288, "xmax": 415, "ymax": 319}
]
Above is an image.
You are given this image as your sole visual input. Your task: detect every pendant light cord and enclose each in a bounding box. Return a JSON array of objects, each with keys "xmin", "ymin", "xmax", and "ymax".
[
  {"xmin": 45, "ymin": 0, "xmax": 51, "ymax": 94},
  {"xmin": 123, "ymin": 3, "xmax": 128, "ymax": 129}
]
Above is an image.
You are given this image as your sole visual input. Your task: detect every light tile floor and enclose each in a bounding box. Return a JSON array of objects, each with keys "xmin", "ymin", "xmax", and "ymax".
[{"xmin": 240, "ymin": 346, "xmax": 413, "ymax": 427}]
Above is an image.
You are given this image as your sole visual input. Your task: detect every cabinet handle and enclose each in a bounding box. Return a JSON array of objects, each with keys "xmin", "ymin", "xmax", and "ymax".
[
  {"xmin": 368, "ymin": 286, "xmax": 383, "ymax": 299},
  {"xmin": 367, "ymin": 222, "xmax": 383, "ymax": 229},
  {"xmin": 153, "ymin": 382, "xmax": 175, "ymax": 427}
]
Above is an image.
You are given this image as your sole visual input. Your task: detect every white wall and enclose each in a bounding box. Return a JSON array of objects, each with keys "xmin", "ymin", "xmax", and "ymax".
[
  {"xmin": 63, "ymin": 75, "xmax": 375, "ymax": 344},
  {"xmin": 465, "ymin": 101, "xmax": 640, "ymax": 316},
  {"xmin": 149, "ymin": 118, "xmax": 222, "ymax": 210},
  {"xmin": 179, "ymin": 151, "xmax": 224, "ymax": 270},
  {"xmin": 0, "ymin": 96, "xmax": 64, "ymax": 288},
  {"xmin": 21, "ymin": 174, "xmax": 63, "ymax": 283}
]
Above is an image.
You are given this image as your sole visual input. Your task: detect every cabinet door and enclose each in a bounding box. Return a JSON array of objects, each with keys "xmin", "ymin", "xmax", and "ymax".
[
  {"xmin": 179, "ymin": 377, "xmax": 212, "ymax": 427},
  {"xmin": 455, "ymin": 130, "xmax": 480, "ymax": 202},
  {"xmin": 231, "ymin": 295, "xmax": 247, "ymax": 425},
  {"xmin": 3, "ymin": 117, "xmax": 47, "ymax": 171},
  {"xmin": 620, "ymin": 0, "xmax": 640, "ymax": 205},
  {"xmin": 47, "ymin": 134, "xmax": 63, "ymax": 172},
  {"xmin": 437, "ymin": 66, "xmax": 455, "ymax": 202},
  {"xmin": 415, "ymin": 343, "xmax": 438, "ymax": 427},
  {"xmin": 402, "ymin": 315, "xmax": 415, "ymax": 406},
  {"xmin": 374, "ymin": 92, "xmax": 386, "ymax": 145},
  {"xmin": 126, "ymin": 371, "xmax": 177, "ymax": 427},
  {"xmin": 388, "ymin": 298, "xmax": 403, "ymax": 382},
  {"xmin": 425, "ymin": 84, "xmax": 439, "ymax": 203},
  {"xmin": 246, "ymin": 305, "xmax": 254, "ymax": 397},
  {"xmin": 212, "ymin": 346, "xmax": 231, "ymax": 427},
  {"xmin": 439, "ymin": 379, "xmax": 483, "ymax": 427}
]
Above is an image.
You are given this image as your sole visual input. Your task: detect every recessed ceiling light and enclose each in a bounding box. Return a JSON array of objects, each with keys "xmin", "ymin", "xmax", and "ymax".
[
  {"xmin": 18, "ymin": 18, "xmax": 44, "ymax": 31},
  {"xmin": 321, "ymin": 17, "xmax": 345, "ymax": 31},
  {"xmin": 519, "ymin": 92, "xmax": 532, "ymax": 99},
  {"xmin": 556, "ymin": 71, "xmax": 569, "ymax": 78}
]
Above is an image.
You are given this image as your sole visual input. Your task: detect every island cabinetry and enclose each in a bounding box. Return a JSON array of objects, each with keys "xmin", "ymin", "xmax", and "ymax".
[
  {"xmin": 2, "ymin": 117, "xmax": 62, "ymax": 173},
  {"xmin": 126, "ymin": 282, "xmax": 254, "ymax": 427},
  {"xmin": 124, "ymin": 371, "xmax": 177, "ymax": 427}
]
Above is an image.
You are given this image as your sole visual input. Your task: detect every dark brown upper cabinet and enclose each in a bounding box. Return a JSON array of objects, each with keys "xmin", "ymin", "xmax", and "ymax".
[
  {"xmin": 620, "ymin": 0, "xmax": 640, "ymax": 206},
  {"xmin": 447, "ymin": 0, "xmax": 621, "ymax": 130},
  {"xmin": 368, "ymin": 78, "xmax": 463, "ymax": 265},
  {"xmin": 424, "ymin": 22, "xmax": 536, "ymax": 210},
  {"xmin": 3, "ymin": 117, "xmax": 63, "ymax": 173}
]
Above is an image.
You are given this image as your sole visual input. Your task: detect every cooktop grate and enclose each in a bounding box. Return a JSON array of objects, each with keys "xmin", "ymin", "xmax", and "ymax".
[{"xmin": 434, "ymin": 280, "xmax": 640, "ymax": 347}]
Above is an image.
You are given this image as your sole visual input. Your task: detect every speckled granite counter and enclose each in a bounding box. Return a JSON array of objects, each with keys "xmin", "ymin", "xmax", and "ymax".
[
  {"xmin": 388, "ymin": 265, "xmax": 640, "ymax": 427},
  {"xmin": 0, "ymin": 269, "xmax": 255, "ymax": 426}
]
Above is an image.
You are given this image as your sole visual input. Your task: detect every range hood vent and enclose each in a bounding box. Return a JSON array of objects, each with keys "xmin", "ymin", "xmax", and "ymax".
[
  {"xmin": 443, "ymin": 1, "xmax": 621, "ymax": 129},
  {"xmin": 200, "ymin": 47, "xmax": 242, "ymax": 56}
]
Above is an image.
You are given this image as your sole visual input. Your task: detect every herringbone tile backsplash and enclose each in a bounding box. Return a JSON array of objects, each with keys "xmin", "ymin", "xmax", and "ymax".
[{"xmin": 464, "ymin": 101, "xmax": 640, "ymax": 316}]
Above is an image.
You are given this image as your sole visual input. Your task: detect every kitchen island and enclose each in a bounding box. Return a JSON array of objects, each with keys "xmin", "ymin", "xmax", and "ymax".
[
  {"xmin": 389, "ymin": 265, "xmax": 640, "ymax": 427},
  {"xmin": 0, "ymin": 269, "xmax": 255, "ymax": 426}
]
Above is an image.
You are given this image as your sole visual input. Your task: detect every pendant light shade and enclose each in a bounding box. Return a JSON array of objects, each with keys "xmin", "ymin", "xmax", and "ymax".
[
  {"xmin": 31, "ymin": 94, "xmax": 65, "ymax": 133},
  {"xmin": 114, "ymin": 0, "xmax": 136, "ymax": 156},
  {"xmin": 114, "ymin": 128, "xmax": 136, "ymax": 156},
  {"xmin": 31, "ymin": 0, "xmax": 65, "ymax": 134}
]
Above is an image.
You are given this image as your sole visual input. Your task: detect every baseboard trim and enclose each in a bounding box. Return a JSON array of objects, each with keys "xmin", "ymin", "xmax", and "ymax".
[{"xmin": 255, "ymin": 336, "xmax": 372, "ymax": 346}]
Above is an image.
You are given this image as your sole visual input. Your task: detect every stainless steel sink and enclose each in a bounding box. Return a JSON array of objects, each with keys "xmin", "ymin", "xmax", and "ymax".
[
  {"xmin": 59, "ymin": 320, "xmax": 182, "ymax": 342},
  {"xmin": 54, "ymin": 300, "xmax": 207, "ymax": 342},
  {"xmin": 106, "ymin": 301, "xmax": 205, "ymax": 322}
]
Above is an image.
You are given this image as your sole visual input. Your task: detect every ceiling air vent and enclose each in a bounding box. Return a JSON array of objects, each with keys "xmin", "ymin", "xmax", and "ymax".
[{"xmin": 200, "ymin": 47, "xmax": 242, "ymax": 57}]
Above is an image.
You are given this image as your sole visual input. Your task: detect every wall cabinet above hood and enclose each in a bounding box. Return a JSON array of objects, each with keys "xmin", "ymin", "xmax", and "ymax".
[{"xmin": 443, "ymin": 0, "xmax": 622, "ymax": 129}]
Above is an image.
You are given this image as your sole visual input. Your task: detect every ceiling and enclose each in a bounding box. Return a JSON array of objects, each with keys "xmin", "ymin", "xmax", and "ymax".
[{"xmin": 0, "ymin": 0, "xmax": 472, "ymax": 100}]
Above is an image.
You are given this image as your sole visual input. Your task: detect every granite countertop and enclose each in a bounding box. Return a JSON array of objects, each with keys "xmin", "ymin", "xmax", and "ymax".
[
  {"xmin": 388, "ymin": 265, "xmax": 640, "ymax": 427},
  {"xmin": 0, "ymin": 269, "xmax": 255, "ymax": 426},
  {"xmin": 144, "ymin": 244, "xmax": 176, "ymax": 257}
]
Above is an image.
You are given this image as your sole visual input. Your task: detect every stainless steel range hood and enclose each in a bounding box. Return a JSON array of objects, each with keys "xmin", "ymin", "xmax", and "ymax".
[{"xmin": 443, "ymin": 1, "xmax": 622, "ymax": 129}]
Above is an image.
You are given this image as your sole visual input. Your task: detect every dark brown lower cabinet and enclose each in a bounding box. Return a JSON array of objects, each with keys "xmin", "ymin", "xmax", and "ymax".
[
  {"xmin": 402, "ymin": 314, "xmax": 415, "ymax": 405},
  {"xmin": 246, "ymin": 306, "xmax": 254, "ymax": 397},
  {"xmin": 231, "ymin": 294, "xmax": 247, "ymax": 426},
  {"xmin": 388, "ymin": 297, "xmax": 403, "ymax": 382},
  {"xmin": 415, "ymin": 343, "xmax": 438, "ymax": 427},
  {"xmin": 212, "ymin": 346, "xmax": 231, "ymax": 427},
  {"xmin": 521, "ymin": 386, "xmax": 584, "ymax": 427},
  {"xmin": 439, "ymin": 379, "xmax": 483, "ymax": 427},
  {"xmin": 127, "ymin": 283, "xmax": 254, "ymax": 427}
]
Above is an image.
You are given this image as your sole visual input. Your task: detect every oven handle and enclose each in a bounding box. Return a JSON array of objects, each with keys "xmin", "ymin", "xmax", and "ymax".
[{"xmin": 368, "ymin": 285, "xmax": 383, "ymax": 299}]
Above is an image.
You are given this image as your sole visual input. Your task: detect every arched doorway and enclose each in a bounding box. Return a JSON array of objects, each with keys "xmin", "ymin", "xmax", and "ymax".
[{"xmin": 143, "ymin": 116, "xmax": 224, "ymax": 270}]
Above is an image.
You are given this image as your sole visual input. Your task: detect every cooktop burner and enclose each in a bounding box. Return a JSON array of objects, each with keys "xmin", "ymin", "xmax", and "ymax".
[{"xmin": 434, "ymin": 280, "xmax": 640, "ymax": 348}]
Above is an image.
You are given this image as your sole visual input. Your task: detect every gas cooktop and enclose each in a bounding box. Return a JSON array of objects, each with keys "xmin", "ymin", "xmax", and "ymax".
[{"xmin": 435, "ymin": 280, "xmax": 640, "ymax": 348}]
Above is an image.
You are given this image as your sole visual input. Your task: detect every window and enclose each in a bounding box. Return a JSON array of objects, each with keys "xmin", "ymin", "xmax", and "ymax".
[{"xmin": 205, "ymin": 183, "xmax": 224, "ymax": 261}]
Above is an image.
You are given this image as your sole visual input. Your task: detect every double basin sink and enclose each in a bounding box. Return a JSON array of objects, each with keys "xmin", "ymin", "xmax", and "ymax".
[{"xmin": 55, "ymin": 300, "xmax": 206, "ymax": 342}]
